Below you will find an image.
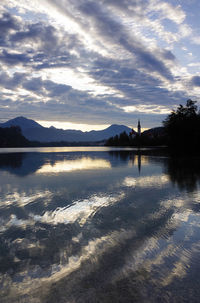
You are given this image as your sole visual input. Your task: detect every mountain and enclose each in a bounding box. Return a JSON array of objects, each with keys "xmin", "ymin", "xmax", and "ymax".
[
  {"xmin": 142, "ymin": 127, "xmax": 165, "ymax": 138},
  {"xmin": 0, "ymin": 116, "xmax": 43, "ymax": 131},
  {"xmin": 0, "ymin": 117, "xmax": 132, "ymax": 142},
  {"xmin": 85, "ymin": 124, "xmax": 133, "ymax": 141}
]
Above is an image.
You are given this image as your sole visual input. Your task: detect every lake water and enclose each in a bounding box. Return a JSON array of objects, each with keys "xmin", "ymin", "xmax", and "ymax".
[{"xmin": 0, "ymin": 147, "xmax": 200, "ymax": 302}]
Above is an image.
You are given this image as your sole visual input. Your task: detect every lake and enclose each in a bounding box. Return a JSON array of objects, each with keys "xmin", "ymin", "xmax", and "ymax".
[{"xmin": 0, "ymin": 147, "xmax": 200, "ymax": 302}]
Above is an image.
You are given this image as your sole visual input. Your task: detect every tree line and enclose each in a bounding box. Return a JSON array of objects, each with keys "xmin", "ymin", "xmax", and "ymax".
[
  {"xmin": 0, "ymin": 126, "xmax": 29, "ymax": 147},
  {"xmin": 1, "ymin": 100, "xmax": 200, "ymax": 151},
  {"xmin": 106, "ymin": 99, "xmax": 200, "ymax": 152}
]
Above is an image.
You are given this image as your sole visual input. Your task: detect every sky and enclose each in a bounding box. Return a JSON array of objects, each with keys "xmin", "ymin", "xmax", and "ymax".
[{"xmin": 0, "ymin": 0, "xmax": 200, "ymax": 131}]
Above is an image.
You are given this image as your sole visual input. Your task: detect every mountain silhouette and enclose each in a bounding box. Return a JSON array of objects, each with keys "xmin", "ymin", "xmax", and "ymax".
[
  {"xmin": 0, "ymin": 116, "xmax": 43, "ymax": 130},
  {"xmin": 0, "ymin": 117, "xmax": 132, "ymax": 142}
]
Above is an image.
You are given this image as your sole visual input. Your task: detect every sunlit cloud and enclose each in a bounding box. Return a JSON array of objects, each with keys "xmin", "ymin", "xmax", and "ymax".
[{"xmin": 122, "ymin": 104, "xmax": 171, "ymax": 115}]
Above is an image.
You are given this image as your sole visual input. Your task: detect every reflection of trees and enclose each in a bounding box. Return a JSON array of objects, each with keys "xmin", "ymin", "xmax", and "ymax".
[
  {"xmin": 0, "ymin": 152, "xmax": 44, "ymax": 176},
  {"xmin": 164, "ymin": 157, "xmax": 200, "ymax": 192},
  {"xmin": 108, "ymin": 151, "xmax": 135, "ymax": 167},
  {"xmin": 0, "ymin": 149, "xmax": 169, "ymax": 176},
  {"xmin": 0, "ymin": 153, "xmax": 25, "ymax": 169}
]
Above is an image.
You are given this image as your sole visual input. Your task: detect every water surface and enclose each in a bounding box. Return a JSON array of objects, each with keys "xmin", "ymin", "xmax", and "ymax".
[{"xmin": 0, "ymin": 147, "xmax": 200, "ymax": 302}]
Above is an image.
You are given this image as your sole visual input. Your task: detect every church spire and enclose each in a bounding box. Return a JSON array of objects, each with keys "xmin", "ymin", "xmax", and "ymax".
[{"xmin": 137, "ymin": 119, "xmax": 141, "ymax": 136}]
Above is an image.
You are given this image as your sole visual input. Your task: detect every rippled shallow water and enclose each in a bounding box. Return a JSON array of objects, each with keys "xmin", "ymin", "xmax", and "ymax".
[{"xmin": 0, "ymin": 147, "xmax": 200, "ymax": 302}]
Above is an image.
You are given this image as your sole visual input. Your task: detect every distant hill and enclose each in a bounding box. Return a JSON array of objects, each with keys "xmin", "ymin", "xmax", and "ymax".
[
  {"xmin": 142, "ymin": 127, "xmax": 165, "ymax": 138},
  {"xmin": 105, "ymin": 126, "xmax": 167, "ymax": 147},
  {"xmin": 0, "ymin": 117, "xmax": 132, "ymax": 142},
  {"xmin": 0, "ymin": 116, "xmax": 43, "ymax": 130}
]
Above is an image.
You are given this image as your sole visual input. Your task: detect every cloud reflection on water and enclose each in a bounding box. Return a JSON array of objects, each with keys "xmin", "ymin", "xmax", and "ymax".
[
  {"xmin": 123, "ymin": 175, "xmax": 169, "ymax": 188},
  {"xmin": 0, "ymin": 190, "xmax": 52, "ymax": 208},
  {"xmin": 36, "ymin": 157, "xmax": 111, "ymax": 174},
  {"xmin": 33, "ymin": 193, "xmax": 123, "ymax": 226},
  {"xmin": 1, "ymin": 150, "xmax": 200, "ymax": 302}
]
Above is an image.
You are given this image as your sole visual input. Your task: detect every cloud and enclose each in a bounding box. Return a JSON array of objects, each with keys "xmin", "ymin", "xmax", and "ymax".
[
  {"xmin": 0, "ymin": 12, "xmax": 81, "ymax": 70},
  {"xmin": 77, "ymin": 1, "xmax": 174, "ymax": 80},
  {"xmin": 0, "ymin": 71, "xmax": 27, "ymax": 89},
  {"xmin": 148, "ymin": 1, "xmax": 185, "ymax": 24},
  {"xmin": 0, "ymin": 1, "xmax": 199, "ymax": 128},
  {"xmin": 191, "ymin": 76, "xmax": 200, "ymax": 87},
  {"xmin": 0, "ymin": 50, "xmax": 31, "ymax": 65},
  {"xmin": 10, "ymin": 22, "xmax": 59, "ymax": 53},
  {"xmin": 0, "ymin": 12, "xmax": 20, "ymax": 46}
]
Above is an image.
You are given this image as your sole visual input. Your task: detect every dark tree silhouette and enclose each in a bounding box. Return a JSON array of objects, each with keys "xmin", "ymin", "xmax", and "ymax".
[
  {"xmin": 163, "ymin": 99, "xmax": 200, "ymax": 152},
  {"xmin": 0, "ymin": 126, "xmax": 30, "ymax": 147},
  {"xmin": 105, "ymin": 132, "xmax": 132, "ymax": 146},
  {"xmin": 105, "ymin": 130, "xmax": 166, "ymax": 147}
]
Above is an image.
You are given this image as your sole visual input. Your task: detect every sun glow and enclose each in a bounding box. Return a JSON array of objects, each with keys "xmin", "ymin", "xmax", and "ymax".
[{"xmin": 37, "ymin": 120, "xmax": 110, "ymax": 131}]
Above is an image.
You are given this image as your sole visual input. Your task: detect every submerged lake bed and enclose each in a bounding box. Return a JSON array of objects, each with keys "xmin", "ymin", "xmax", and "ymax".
[{"xmin": 0, "ymin": 147, "xmax": 200, "ymax": 302}]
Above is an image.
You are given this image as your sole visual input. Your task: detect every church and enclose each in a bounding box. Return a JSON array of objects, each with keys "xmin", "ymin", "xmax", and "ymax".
[{"xmin": 130, "ymin": 120, "xmax": 141, "ymax": 137}]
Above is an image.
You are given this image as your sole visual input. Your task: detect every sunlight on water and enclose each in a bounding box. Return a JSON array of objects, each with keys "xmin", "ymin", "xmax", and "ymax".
[
  {"xmin": 0, "ymin": 148, "xmax": 200, "ymax": 302},
  {"xmin": 0, "ymin": 146, "xmax": 135, "ymax": 153}
]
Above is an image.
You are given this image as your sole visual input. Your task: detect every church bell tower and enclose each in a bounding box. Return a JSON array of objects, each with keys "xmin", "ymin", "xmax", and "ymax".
[{"xmin": 137, "ymin": 119, "xmax": 141, "ymax": 136}]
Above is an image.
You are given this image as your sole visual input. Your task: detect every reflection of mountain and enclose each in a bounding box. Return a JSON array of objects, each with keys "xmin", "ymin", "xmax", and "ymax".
[
  {"xmin": 0, "ymin": 153, "xmax": 47, "ymax": 176},
  {"xmin": 1, "ymin": 150, "xmax": 200, "ymax": 193},
  {"xmin": 0, "ymin": 150, "xmax": 139, "ymax": 176}
]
